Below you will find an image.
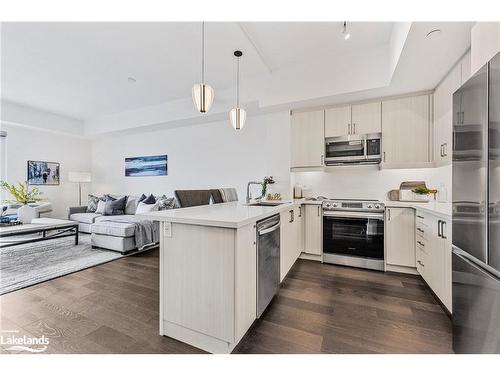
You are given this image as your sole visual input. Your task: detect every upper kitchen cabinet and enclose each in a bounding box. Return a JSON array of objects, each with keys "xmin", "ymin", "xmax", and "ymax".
[
  {"xmin": 381, "ymin": 95, "xmax": 432, "ymax": 168},
  {"xmin": 325, "ymin": 102, "xmax": 381, "ymax": 138},
  {"xmin": 351, "ymin": 102, "xmax": 382, "ymax": 135},
  {"xmin": 290, "ymin": 110, "xmax": 325, "ymax": 170},
  {"xmin": 434, "ymin": 62, "xmax": 462, "ymax": 166},
  {"xmin": 325, "ymin": 106, "xmax": 351, "ymax": 137}
]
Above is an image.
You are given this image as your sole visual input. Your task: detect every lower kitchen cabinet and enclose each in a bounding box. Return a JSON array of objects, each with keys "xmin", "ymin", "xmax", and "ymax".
[
  {"xmin": 280, "ymin": 205, "xmax": 300, "ymax": 281},
  {"xmin": 304, "ymin": 204, "xmax": 322, "ymax": 256},
  {"xmin": 415, "ymin": 209, "xmax": 452, "ymax": 312},
  {"xmin": 385, "ymin": 207, "xmax": 416, "ymax": 270}
]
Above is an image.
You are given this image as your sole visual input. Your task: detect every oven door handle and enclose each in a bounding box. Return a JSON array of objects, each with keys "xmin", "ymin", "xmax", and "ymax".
[{"xmin": 322, "ymin": 211, "xmax": 384, "ymax": 220}]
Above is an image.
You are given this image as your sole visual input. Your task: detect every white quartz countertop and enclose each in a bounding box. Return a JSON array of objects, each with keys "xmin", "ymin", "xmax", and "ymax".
[
  {"xmin": 138, "ymin": 201, "xmax": 297, "ymax": 229},
  {"xmin": 384, "ymin": 200, "xmax": 452, "ymax": 219}
]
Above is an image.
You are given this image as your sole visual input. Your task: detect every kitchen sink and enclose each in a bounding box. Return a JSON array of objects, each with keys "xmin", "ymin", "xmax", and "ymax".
[{"xmin": 246, "ymin": 201, "xmax": 286, "ymax": 207}]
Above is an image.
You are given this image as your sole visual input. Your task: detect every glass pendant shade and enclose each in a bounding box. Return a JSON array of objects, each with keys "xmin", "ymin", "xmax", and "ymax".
[
  {"xmin": 229, "ymin": 107, "xmax": 246, "ymax": 131},
  {"xmin": 192, "ymin": 83, "xmax": 214, "ymax": 113}
]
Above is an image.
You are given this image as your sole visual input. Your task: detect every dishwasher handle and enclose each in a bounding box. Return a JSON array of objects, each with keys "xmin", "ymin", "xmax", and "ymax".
[{"xmin": 258, "ymin": 223, "xmax": 280, "ymax": 236}]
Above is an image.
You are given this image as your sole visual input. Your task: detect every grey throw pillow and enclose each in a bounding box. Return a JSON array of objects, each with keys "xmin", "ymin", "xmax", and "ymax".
[
  {"xmin": 103, "ymin": 196, "xmax": 127, "ymax": 216},
  {"xmin": 142, "ymin": 194, "xmax": 156, "ymax": 204},
  {"xmin": 86, "ymin": 194, "xmax": 100, "ymax": 213}
]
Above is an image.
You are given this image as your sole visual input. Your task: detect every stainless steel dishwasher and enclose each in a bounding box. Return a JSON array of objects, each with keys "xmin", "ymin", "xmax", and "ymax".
[{"xmin": 256, "ymin": 214, "xmax": 280, "ymax": 318}]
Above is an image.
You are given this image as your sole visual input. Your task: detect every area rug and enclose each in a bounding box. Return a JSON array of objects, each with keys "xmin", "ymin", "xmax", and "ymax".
[{"xmin": 0, "ymin": 234, "xmax": 123, "ymax": 295}]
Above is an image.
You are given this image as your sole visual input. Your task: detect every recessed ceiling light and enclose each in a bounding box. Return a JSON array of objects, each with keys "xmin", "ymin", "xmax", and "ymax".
[
  {"xmin": 127, "ymin": 77, "xmax": 137, "ymax": 83},
  {"xmin": 426, "ymin": 29, "xmax": 442, "ymax": 38}
]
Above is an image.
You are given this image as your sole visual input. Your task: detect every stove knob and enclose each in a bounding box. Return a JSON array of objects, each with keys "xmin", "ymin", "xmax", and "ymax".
[
  {"xmin": 332, "ymin": 203, "xmax": 338, "ymax": 208},
  {"xmin": 367, "ymin": 204, "xmax": 372, "ymax": 209},
  {"xmin": 375, "ymin": 204, "xmax": 380, "ymax": 209},
  {"xmin": 325, "ymin": 203, "xmax": 331, "ymax": 208}
]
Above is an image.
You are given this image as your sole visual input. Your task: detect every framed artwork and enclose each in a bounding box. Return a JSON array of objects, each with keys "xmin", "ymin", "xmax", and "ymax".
[
  {"xmin": 27, "ymin": 160, "xmax": 60, "ymax": 185},
  {"xmin": 125, "ymin": 155, "xmax": 168, "ymax": 177}
]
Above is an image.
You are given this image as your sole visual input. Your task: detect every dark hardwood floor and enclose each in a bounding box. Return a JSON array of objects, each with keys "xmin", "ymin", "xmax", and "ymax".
[{"xmin": 0, "ymin": 249, "xmax": 452, "ymax": 354}]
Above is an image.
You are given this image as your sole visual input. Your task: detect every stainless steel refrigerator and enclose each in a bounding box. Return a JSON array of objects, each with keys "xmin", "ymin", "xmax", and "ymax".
[{"xmin": 452, "ymin": 51, "xmax": 500, "ymax": 353}]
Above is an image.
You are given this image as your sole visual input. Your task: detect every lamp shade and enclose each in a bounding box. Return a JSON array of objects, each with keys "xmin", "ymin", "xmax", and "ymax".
[
  {"xmin": 192, "ymin": 83, "xmax": 214, "ymax": 113},
  {"xmin": 68, "ymin": 172, "xmax": 92, "ymax": 183},
  {"xmin": 229, "ymin": 107, "xmax": 246, "ymax": 131}
]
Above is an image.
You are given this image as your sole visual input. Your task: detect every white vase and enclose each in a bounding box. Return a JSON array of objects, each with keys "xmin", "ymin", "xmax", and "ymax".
[{"xmin": 17, "ymin": 205, "xmax": 36, "ymax": 224}]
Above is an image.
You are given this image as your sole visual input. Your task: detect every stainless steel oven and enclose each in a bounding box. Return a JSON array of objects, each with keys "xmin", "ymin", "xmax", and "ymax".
[
  {"xmin": 322, "ymin": 199, "xmax": 385, "ymax": 271},
  {"xmin": 325, "ymin": 133, "xmax": 382, "ymax": 165}
]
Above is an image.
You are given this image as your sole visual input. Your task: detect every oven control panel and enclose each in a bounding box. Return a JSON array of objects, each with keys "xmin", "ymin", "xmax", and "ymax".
[{"xmin": 322, "ymin": 199, "xmax": 384, "ymax": 213}]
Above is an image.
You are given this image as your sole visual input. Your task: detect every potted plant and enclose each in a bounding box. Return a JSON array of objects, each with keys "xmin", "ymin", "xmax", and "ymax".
[
  {"xmin": 0, "ymin": 181, "xmax": 45, "ymax": 223},
  {"xmin": 412, "ymin": 185, "xmax": 438, "ymax": 201}
]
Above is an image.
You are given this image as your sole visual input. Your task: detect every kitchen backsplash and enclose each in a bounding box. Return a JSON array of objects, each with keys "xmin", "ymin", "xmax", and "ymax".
[{"xmin": 292, "ymin": 164, "xmax": 452, "ymax": 203}]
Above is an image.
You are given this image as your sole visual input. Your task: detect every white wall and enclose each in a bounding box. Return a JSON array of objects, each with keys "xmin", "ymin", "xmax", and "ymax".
[
  {"xmin": 90, "ymin": 112, "xmax": 291, "ymax": 201},
  {"xmin": 1, "ymin": 124, "xmax": 92, "ymax": 218},
  {"xmin": 293, "ymin": 164, "xmax": 452, "ymax": 203}
]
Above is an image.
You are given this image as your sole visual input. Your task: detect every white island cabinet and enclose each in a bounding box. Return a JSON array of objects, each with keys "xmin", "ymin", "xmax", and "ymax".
[{"xmin": 139, "ymin": 201, "xmax": 297, "ymax": 354}]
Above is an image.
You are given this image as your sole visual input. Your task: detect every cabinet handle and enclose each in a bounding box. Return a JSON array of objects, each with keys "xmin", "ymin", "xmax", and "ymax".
[
  {"xmin": 321, "ymin": 154, "xmax": 324, "ymax": 166},
  {"xmin": 387, "ymin": 208, "xmax": 391, "ymax": 221},
  {"xmin": 437, "ymin": 220, "xmax": 442, "ymax": 238},
  {"xmin": 417, "ymin": 240, "xmax": 425, "ymax": 247},
  {"xmin": 440, "ymin": 144, "xmax": 444, "ymax": 157},
  {"xmin": 317, "ymin": 206, "xmax": 320, "ymax": 216},
  {"xmin": 298, "ymin": 205, "xmax": 302, "ymax": 218},
  {"xmin": 417, "ymin": 227, "xmax": 424, "ymax": 234},
  {"xmin": 417, "ymin": 215, "xmax": 424, "ymax": 219},
  {"xmin": 348, "ymin": 123, "xmax": 351, "ymax": 134},
  {"xmin": 461, "ymin": 112, "xmax": 464, "ymax": 125},
  {"xmin": 417, "ymin": 260, "xmax": 425, "ymax": 267},
  {"xmin": 353, "ymin": 123, "xmax": 356, "ymax": 134},
  {"xmin": 442, "ymin": 143, "xmax": 447, "ymax": 157},
  {"xmin": 289, "ymin": 210, "xmax": 294, "ymax": 223},
  {"xmin": 441, "ymin": 221, "xmax": 447, "ymax": 239}
]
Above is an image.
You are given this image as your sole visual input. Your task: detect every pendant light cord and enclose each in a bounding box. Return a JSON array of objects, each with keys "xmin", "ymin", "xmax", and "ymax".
[
  {"xmin": 201, "ymin": 21, "xmax": 205, "ymax": 84},
  {"xmin": 236, "ymin": 56, "xmax": 240, "ymax": 107}
]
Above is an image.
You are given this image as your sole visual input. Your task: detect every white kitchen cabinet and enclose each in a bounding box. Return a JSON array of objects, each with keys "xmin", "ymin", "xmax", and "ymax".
[
  {"xmin": 290, "ymin": 110, "xmax": 325, "ymax": 169},
  {"xmin": 385, "ymin": 207, "xmax": 416, "ymax": 269},
  {"xmin": 415, "ymin": 210, "xmax": 452, "ymax": 312},
  {"xmin": 434, "ymin": 63, "xmax": 461, "ymax": 166},
  {"xmin": 303, "ymin": 204, "xmax": 322, "ymax": 256},
  {"xmin": 471, "ymin": 22, "xmax": 500, "ymax": 75},
  {"xmin": 297, "ymin": 204, "xmax": 304, "ymax": 256},
  {"xmin": 351, "ymin": 102, "xmax": 382, "ymax": 135},
  {"xmin": 382, "ymin": 95, "xmax": 431, "ymax": 166},
  {"xmin": 325, "ymin": 102, "xmax": 381, "ymax": 137},
  {"xmin": 280, "ymin": 206, "xmax": 299, "ymax": 281},
  {"xmin": 325, "ymin": 106, "xmax": 351, "ymax": 137}
]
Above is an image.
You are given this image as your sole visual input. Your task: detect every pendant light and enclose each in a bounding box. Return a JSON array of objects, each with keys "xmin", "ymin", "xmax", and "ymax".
[
  {"xmin": 229, "ymin": 50, "xmax": 246, "ymax": 131},
  {"xmin": 192, "ymin": 22, "xmax": 214, "ymax": 113}
]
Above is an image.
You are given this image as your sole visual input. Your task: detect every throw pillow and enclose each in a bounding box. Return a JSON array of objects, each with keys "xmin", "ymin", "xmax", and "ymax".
[
  {"xmin": 125, "ymin": 196, "xmax": 139, "ymax": 215},
  {"xmin": 95, "ymin": 199, "xmax": 107, "ymax": 214},
  {"xmin": 104, "ymin": 195, "xmax": 127, "ymax": 216},
  {"xmin": 86, "ymin": 194, "xmax": 100, "ymax": 213},
  {"xmin": 157, "ymin": 195, "xmax": 176, "ymax": 210},
  {"xmin": 138, "ymin": 193, "xmax": 147, "ymax": 202},
  {"xmin": 135, "ymin": 201, "xmax": 159, "ymax": 214},
  {"xmin": 142, "ymin": 194, "xmax": 156, "ymax": 205}
]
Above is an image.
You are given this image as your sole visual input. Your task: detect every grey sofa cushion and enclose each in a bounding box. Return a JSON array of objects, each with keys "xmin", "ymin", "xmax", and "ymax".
[
  {"xmin": 156, "ymin": 195, "xmax": 176, "ymax": 210},
  {"xmin": 86, "ymin": 194, "xmax": 101, "ymax": 213},
  {"xmin": 104, "ymin": 195, "xmax": 127, "ymax": 216},
  {"xmin": 69, "ymin": 212, "xmax": 102, "ymax": 224},
  {"xmin": 91, "ymin": 233, "xmax": 136, "ymax": 253},
  {"xmin": 91, "ymin": 221, "xmax": 136, "ymax": 237},
  {"xmin": 125, "ymin": 196, "xmax": 139, "ymax": 215},
  {"xmin": 94, "ymin": 214, "xmax": 136, "ymax": 223}
]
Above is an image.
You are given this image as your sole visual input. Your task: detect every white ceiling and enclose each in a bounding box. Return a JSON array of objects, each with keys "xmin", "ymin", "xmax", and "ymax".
[{"xmin": 1, "ymin": 21, "xmax": 474, "ymax": 126}]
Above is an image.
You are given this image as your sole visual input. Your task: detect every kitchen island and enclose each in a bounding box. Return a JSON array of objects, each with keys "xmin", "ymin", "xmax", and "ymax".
[{"xmin": 139, "ymin": 201, "xmax": 296, "ymax": 353}]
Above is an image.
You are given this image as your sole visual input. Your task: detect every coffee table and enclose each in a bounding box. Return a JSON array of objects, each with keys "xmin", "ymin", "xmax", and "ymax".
[{"xmin": 0, "ymin": 218, "xmax": 79, "ymax": 248}]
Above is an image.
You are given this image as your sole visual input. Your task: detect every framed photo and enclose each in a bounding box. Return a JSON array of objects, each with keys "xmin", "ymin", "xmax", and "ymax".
[
  {"xmin": 125, "ymin": 155, "xmax": 168, "ymax": 177},
  {"xmin": 27, "ymin": 160, "xmax": 60, "ymax": 185}
]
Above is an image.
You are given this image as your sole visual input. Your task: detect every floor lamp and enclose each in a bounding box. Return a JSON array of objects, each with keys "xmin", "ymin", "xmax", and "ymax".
[{"xmin": 68, "ymin": 172, "xmax": 92, "ymax": 206}]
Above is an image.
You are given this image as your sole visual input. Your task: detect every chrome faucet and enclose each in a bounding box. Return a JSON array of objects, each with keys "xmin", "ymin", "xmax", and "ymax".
[{"xmin": 246, "ymin": 181, "xmax": 264, "ymax": 203}]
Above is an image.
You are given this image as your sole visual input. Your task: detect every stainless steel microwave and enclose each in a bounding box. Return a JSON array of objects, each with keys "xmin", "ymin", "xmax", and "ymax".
[{"xmin": 325, "ymin": 133, "xmax": 382, "ymax": 165}]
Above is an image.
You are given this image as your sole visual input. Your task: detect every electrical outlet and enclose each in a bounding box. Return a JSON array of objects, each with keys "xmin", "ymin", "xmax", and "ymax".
[{"xmin": 164, "ymin": 222, "xmax": 172, "ymax": 237}]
